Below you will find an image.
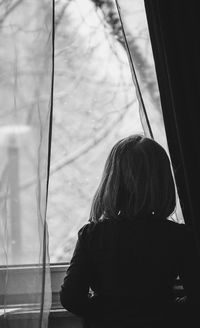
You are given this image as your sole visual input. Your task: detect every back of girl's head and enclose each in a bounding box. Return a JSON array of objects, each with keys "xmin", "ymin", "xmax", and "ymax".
[{"xmin": 90, "ymin": 134, "xmax": 176, "ymax": 222}]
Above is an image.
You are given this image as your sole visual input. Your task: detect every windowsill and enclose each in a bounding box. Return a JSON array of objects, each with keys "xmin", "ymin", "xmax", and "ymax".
[
  {"xmin": 0, "ymin": 264, "xmax": 81, "ymax": 327},
  {"xmin": 0, "ymin": 307, "xmax": 83, "ymax": 328},
  {"xmin": 0, "ymin": 263, "xmax": 184, "ymax": 327},
  {"xmin": 0, "ymin": 307, "xmax": 76, "ymax": 319},
  {"xmin": 0, "ymin": 263, "xmax": 68, "ymax": 307},
  {"xmin": 0, "ymin": 262, "xmax": 184, "ymax": 302}
]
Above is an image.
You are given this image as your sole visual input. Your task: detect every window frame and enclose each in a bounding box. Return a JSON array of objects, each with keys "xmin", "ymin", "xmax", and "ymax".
[
  {"xmin": 0, "ymin": 263, "xmax": 79, "ymax": 327},
  {"xmin": 0, "ymin": 262, "xmax": 184, "ymax": 328},
  {"xmin": 0, "ymin": 263, "xmax": 67, "ymax": 308},
  {"xmin": 0, "ymin": 263, "xmax": 184, "ymax": 307}
]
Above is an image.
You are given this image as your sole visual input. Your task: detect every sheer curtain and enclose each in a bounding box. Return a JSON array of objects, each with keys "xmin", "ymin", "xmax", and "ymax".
[
  {"xmin": 116, "ymin": 0, "xmax": 183, "ymax": 223},
  {"xmin": 0, "ymin": 0, "xmax": 53, "ymax": 327}
]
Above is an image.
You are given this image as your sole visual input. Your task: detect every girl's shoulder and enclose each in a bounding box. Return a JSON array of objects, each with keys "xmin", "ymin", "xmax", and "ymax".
[{"xmin": 78, "ymin": 218, "xmax": 119, "ymax": 249}]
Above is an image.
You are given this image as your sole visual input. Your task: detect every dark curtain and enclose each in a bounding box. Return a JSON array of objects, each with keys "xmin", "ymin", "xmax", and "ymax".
[{"xmin": 144, "ymin": 1, "xmax": 200, "ymax": 251}]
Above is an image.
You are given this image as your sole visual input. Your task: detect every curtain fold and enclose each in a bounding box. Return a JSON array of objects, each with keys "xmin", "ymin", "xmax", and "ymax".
[
  {"xmin": 116, "ymin": 0, "xmax": 183, "ymax": 223},
  {"xmin": 116, "ymin": 0, "xmax": 154, "ymax": 140},
  {"xmin": 117, "ymin": 0, "xmax": 167, "ymax": 148},
  {"xmin": 144, "ymin": 1, "xmax": 200, "ymax": 250},
  {"xmin": 0, "ymin": 0, "xmax": 53, "ymax": 327}
]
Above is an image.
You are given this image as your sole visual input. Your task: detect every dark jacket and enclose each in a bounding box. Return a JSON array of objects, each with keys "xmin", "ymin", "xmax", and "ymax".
[{"xmin": 60, "ymin": 216, "xmax": 200, "ymax": 327}]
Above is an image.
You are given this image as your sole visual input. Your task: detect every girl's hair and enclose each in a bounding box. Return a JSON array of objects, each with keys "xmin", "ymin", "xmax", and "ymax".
[{"xmin": 89, "ymin": 134, "xmax": 176, "ymax": 222}]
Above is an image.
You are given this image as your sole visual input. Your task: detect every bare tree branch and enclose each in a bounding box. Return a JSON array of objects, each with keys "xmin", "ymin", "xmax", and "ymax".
[
  {"xmin": 55, "ymin": 0, "xmax": 73, "ymax": 30},
  {"xmin": 0, "ymin": 0, "xmax": 24, "ymax": 25},
  {"xmin": 90, "ymin": 0, "xmax": 160, "ymax": 109},
  {"xmin": 0, "ymin": 98, "xmax": 136, "ymax": 202}
]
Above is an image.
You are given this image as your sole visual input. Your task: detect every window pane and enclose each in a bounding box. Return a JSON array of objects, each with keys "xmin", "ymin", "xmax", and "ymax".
[
  {"xmin": 117, "ymin": 0, "xmax": 184, "ymax": 223},
  {"xmin": 0, "ymin": 0, "xmax": 52, "ymax": 325},
  {"xmin": 47, "ymin": 0, "xmax": 183, "ymax": 264},
  {"xmin": 0, "ymin": 0, "xmax": 52, "ymax": 266}
]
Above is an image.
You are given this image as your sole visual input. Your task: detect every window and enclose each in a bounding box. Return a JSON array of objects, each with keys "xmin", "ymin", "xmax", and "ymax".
[
  {"xmin": 47, "ymin": 0, "xmax": 184, "ymax": 264},
  {"xmin": 0, "ymin": 0, "xmax": 52, "ymax": 325},
  {"xmin": 0, "ymin": 1, "xmax": 185, "ymax": 326}
]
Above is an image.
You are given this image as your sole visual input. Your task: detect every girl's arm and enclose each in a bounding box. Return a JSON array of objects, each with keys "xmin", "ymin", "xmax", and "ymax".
[{"xmin": 59, "ymin": 223, "xmax": 99, "ymax": 318}]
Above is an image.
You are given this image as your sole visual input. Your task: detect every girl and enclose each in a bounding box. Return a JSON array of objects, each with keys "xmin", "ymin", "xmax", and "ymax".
[{"xmin": 60, "ymin": 134, "xmax": 200, "ymax": 328}]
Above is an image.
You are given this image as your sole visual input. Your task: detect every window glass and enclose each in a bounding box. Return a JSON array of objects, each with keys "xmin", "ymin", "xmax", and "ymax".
[
  {"xmin": 47, "ymin": 0, "xmax": 183, "ymax": 264},
  {"xmin": 0, "ymin": 0, "xmax": 52, "ymax": 266},
  {"xmin": 0, "ymin": 1, "xmax": 52, "ymax": 324},
  {"xmin": 117, "ymin": 0, "xmax": 183, "ymax": 224}
]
